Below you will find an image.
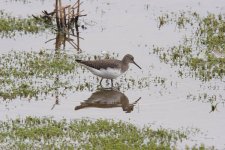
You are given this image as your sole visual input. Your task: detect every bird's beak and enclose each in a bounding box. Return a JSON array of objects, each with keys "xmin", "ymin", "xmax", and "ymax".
[{"xmin": 133, "ymin": 61, "xmax": 142, "ymax": 69}]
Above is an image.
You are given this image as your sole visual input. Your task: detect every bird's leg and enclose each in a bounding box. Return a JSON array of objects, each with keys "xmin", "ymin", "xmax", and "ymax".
[
  {"xmin": 111, "ymin": 79, "xmax": 114, "ymax": 88},
  {"xmin": 100, "ymin": 78, "xmax": 103, "ymax": 87}
]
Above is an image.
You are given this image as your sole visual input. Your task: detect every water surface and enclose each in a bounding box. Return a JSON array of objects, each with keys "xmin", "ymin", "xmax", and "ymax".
[{"xmin": 0, "ymin": 0, "xmax": 225, "ymax": 149}]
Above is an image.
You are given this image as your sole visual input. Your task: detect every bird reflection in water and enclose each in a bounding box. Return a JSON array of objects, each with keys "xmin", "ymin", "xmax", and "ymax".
[{"xmin": 75, "ymin": 89, "xmax": 141, "ymax": 113}]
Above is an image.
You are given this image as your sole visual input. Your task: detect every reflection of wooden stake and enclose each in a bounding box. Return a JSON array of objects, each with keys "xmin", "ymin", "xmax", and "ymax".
[{"xmin": 51, "ymin": 75, "xmax": 59, "ymax": 110}]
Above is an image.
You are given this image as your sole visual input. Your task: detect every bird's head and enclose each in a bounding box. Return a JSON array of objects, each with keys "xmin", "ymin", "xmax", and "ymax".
[{"xmin": 123, "ymin": 54, "xmax": 141, "ymax": 69}]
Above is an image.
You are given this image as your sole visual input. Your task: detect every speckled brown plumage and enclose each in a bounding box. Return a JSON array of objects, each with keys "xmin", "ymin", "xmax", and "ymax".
[{"xmin": 76, "ymin": 59, "xmax": 122, "ymax": 71}]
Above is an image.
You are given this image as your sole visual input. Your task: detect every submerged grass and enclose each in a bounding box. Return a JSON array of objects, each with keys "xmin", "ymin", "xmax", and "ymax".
[
  {"xmin": 0, "ymin": 50, "xmax": 78, "ymax": 100},
  {"xmin": 0, "ymin": 117, "xmax": 215, "ymax": 150},
  {"xmin": 0, "ymin": 10, "xmax": 50, "ymax": 38},
  {"xmin": 155, "ymin": 11, "xmax": 225, "ymax": 81},
  {"xmin": 0, "ymin": 50, "xmax": 171, "ymax": 100}
]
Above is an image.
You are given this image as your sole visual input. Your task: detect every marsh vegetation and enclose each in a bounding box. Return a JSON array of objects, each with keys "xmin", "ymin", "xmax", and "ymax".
[
  {"xmin": 0, "ymin": 117, "xmax": 214, "ymax": 150},
  {"xmin": 0, "ymin": 0, "xmax": 224, "ymax": 149}
]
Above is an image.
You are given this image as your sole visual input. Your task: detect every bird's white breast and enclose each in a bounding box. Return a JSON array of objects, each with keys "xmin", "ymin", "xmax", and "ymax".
[{"xmin": 87, "ymin": 66, "xmax": 122, "ymax": 79}]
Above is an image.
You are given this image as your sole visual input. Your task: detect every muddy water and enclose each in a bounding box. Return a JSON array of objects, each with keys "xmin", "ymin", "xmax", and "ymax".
[{"xmin": 0, "ymin": 0, "xmax": 225, "ymax": 149}]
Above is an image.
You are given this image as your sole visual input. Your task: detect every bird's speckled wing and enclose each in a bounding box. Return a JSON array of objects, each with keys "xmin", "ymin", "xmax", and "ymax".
[{"xmin": 76, "ymin": 59, "xmax": 121, "ymax": 70}]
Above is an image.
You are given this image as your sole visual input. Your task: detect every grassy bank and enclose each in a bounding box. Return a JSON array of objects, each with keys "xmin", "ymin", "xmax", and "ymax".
[{"xmin": 0, "ymin": 117, "xmax": 214, "ymax": 150}]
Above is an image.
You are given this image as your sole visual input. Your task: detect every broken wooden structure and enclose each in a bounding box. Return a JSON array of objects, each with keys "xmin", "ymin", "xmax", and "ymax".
[{"xmin": 34, "ymin": 0, "xmax": 86, "ymax": 51}]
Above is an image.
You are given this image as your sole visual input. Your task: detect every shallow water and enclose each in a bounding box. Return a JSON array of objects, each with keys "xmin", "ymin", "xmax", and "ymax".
[{"xmin": 0, "ymin": 0, "xmax": 225, "ymax": 149}]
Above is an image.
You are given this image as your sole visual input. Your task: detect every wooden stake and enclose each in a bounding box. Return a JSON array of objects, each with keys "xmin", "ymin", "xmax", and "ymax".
[{"xmin": 55, "ymin": 0, "xmax": 61, "ymax": 29}]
